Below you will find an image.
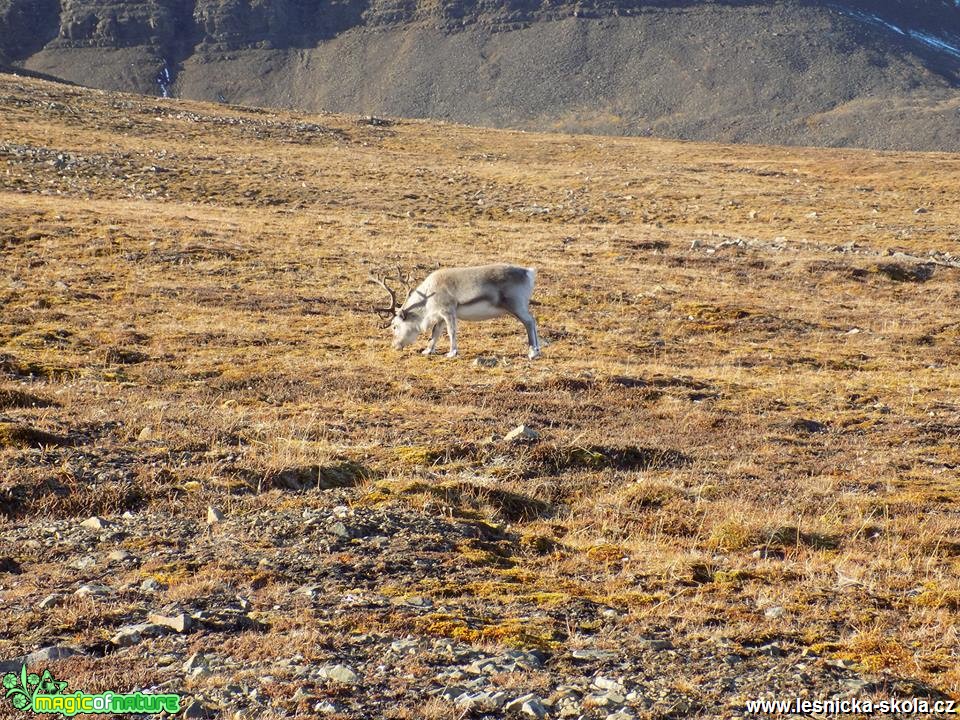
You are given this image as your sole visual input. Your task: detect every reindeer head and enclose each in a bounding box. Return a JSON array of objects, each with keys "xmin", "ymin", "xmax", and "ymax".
[{"xmin": 370, "ymin": 270, "xmax": 434, "ymax": 350}]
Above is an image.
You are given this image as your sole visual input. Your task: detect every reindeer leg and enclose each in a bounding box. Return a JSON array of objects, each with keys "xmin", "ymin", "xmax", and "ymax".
[
  {"xmin": 503, "ymin": 300, "xmax": 541, "ymax": 359},
  {"xmin": 444, "ymin": 314, "xmax": 458, "ymax": 358},
  {"xmin": 423, "ymin": 322, "xmax": 443, "ymax": 355}
]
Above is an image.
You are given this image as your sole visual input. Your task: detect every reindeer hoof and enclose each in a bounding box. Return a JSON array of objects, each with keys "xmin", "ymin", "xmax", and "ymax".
[
  {"xmin": 445, "ymin": 350, "xmax": 458, "ymax": 358},
  {"xmin": 528, "ymin": 348, "xmax": 541, "ymax": 360},
  {"xmin": 422, "ymin": 348, "xmax": 434, "ymax": 355}
]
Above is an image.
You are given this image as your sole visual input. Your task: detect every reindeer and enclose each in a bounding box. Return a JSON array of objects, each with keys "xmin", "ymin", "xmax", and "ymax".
[{"xmin": 371, "ymin": 264, "xmax": 541, "ymax": 359}]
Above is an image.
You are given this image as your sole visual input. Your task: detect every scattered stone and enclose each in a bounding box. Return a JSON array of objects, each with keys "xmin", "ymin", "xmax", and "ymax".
[
  {"xmin": 108, "ymin": 549, "xmax": 131, "ymax": 562},
  {"xmin": 137, "ymin": 426, "xmax": 155, "ymax": 441},
  {"xmin": 521, "ymin": 698, "xmax": 548, "ymax": 719},
  {"xmin": 182, "ymin": 699, "xmax": 209, "ymax": 719},
  {"xmin": 183, "ymin": 653, "xmax": 210, "ymax": 678},
  {"xmin": 473, "ymin": 356, "xmax": 498, "ymax": 368},
  {"xmin": 81, "ymin": 515, "xmax": 111, "ymax": 531},
  {"xmin": 642, "ymin": 638, "xmax": 674, "ymax": 651},
  {"xmin": 759, "ymin": 642, "xmax": 787, "ymax": 657},
  {"xmin": 75, "ymin": 584, "xmax": 112, "ymax": 597},
  {"xmin": 0, "ymin": 645, "xmax": 80, "ymax": 673},
  {"xmin": 593, "ymin": 676, "xmax": 623, "ymax": 691},
  {"xmin": 401, "ymin": 595, "xmax": 432, "ymax": 608},
  {"xmin": 457, "ymin": 691, "xmax": 508, "ymax": 711},
  {"xmin": 140, "ymin": 577, "xmax": 165, "ymax": 592},
  {"xmin": 71, "ymin": 554, "xmax": 97, "ymax": 570},
  {"xmin": 110, "ymin": 622, "xmax": 166, "ymax": 647},
  {"xmin": 206, "ymin": 506, "xmax": 224, "ymax": 524},
  {"xmin": 764, "ymin": 606, "xmax": 786, "ymax": 619},
  {"xmin": 440, "ymin": 687, "xmax": 467, "ymax": 702},
  {"xmin": 504, "ymin": 424, "xmax": 540, "ymax": 442},
  {"xmin": 318, "ymin": 664, "xmax": 359, "ymax": 685},
  {"xmin": 505, "ymin": 694, "xmax": 547, "ymax": 718},
  {"xmin": 313, "ymin": 700, "xmax": 343, "ymax": 714},
  {"xmin": 572, "ymin": 648, "xmax": 615, "ymax": 661},
  {"xmin": 148, "ymin": 611, "xmax": 192, "ymax": 633},
  {"xmin": 38, "ymin": 594, "xmax": 62, "ymax": 609},
  {"xmin": 328, "ymin": 521, "xmax": 350, "ymax": 538}
]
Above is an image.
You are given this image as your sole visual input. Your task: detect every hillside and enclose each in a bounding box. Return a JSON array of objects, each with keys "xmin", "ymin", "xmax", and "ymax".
[
  {"xmin": 1, "ymin": 74, "xmax": 960, "ymax": 718},
  {"xmin": 2, "ymin": 0, "xmax": 960, "ymax": 150}
]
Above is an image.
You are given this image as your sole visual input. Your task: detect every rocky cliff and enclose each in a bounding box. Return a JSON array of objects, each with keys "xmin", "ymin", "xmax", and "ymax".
[{"xmin": 2, "ymin": 0, "xmax": 960, "ymax": 149}]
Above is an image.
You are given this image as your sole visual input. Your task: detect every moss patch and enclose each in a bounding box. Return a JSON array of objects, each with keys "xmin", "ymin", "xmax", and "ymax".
[{"xmin": 0, "ymin": 422, "xmax": 68, "ymax": 448}]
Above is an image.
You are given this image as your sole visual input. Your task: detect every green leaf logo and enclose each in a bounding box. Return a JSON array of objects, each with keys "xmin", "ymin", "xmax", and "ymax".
[{"xmin": 4, "ymin": 665, "xmax": 68, "ymax": 712}]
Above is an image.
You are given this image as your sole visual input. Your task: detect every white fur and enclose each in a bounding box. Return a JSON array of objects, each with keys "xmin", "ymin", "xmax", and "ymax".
[{"xmin": 386, "ymin": 264, "xmax": 541, "ymax": 359}]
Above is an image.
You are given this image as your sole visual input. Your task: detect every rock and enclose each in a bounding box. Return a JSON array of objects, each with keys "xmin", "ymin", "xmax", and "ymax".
[
  {"xmin": 592, "ymin": 676, "xmax": 623, "ymax": 691},
  {"xmin": 183, "ymin": 653, "xmax": 210, "ymax": 678},
  {"xmin": 75, "ymin": 584, "xmax": 112, "ymax": 597},
  {"xmin": 107, "ymin": 549, "xmax": 131, "ymax": 562},
  {"xmin": 206, "ymin": 506, "xmax": 224, "ymax": 524},
  {"xmin": 182, "ymin": 699, "xmax": 209, "ymax": 719},
  {"xmin": 401, "ymin": 595, "xmax": 432, "ymax": 608},
  {"xmin": 148, "ymin": 611, "xmax": 192, "ymax": 633},
  {"xmin": 318, "ymin": 664, "xmax": 359, "ymax": 685},
  {"xmin": 440, "ymin": 687, "xmax": 467, "ymax": 702},
  {"xmin": 759, "ymin": 642, "xmax": 787, "ymax": 657},
  {"xmin": 328, "ymin": 521, "xmax": 350, "ymax": 538},
  {"xmin": 505, "ymin": 694, "xmax": 547, "ymax": 718},
  {"xmin": 111, "ymin": 622, "xmax": 166, "ymax": 647},
  {"xmin": 764, "ymin": 605, "xmax": 786, "ymax": 619},
  {"xmin": 137, "ymin": 426, "xmax": 155, "ymax": 441},
  {"xmin": 589, "ymin": 690, "xmax": 625, "ymax": 706},
  {"xmin": 457, "ymin": 691, "xmax": 506, "ymax": 711},
  {"xmin": 473, "ymin": 356, "xmax": 498, "ymax": 368},
  {"xmin": 71, "ymin": 554, "xmax": 97, "ymax": 570},
  {"xmin": 465, "ymin": 658, "xmax": 498, "ymax": 675},
  {"xmin": 571, "ymin": 649, "xmax": 615, "ymax": 661},
  {"xmin": 521, "ymin": 698, "xmax": 549, "ymax": 719},
  {"xmin": 641, "ymin": 638, "xmax": 673, "ymax": 651},
  {"xmin": 0, "ymin": 645, "xmax": 80, "ymax": 673},
  {"xmin": 38, "ymin": 593, "xmax": 62, "ymax": 609},
  {"xmin": 504, "ymin": 424, "xmax": 540, "ymax": 442},
  {"xmin": 140, "ymin": 577, "xmax": 165, "ymax": 592},
  {"xmin": 313, "ymin": 700, "xmax": 343, "ymax": 714},
  {"xmin": 81, "ymin": 515, "xmax": 111, "ymax": 531}
]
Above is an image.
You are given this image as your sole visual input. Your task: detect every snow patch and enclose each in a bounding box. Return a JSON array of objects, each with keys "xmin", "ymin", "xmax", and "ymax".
[
  {"xmin": 157, "ymin": 62, "xmax": 173, "ymax": 98},
  {"xmin": 836, "ymin": 6, "xmax": 960, "ymax": 60}
]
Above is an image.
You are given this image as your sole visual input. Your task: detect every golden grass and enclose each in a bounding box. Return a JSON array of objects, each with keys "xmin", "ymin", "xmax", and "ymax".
[{"xmin": 1, "ymin": 73, "xmax": 959, "ymax": 697}]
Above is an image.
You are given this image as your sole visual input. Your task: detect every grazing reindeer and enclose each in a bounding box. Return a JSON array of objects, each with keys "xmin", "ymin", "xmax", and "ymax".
[{"xmin": 371, "ymin": 264, "xmax": 541, "ymax": 359}]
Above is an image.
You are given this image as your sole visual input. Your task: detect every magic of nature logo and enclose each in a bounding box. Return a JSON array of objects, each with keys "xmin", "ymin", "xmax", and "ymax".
[{"xmin": 3, "ymin": 665, "xmax": 181, "ymax": 716}]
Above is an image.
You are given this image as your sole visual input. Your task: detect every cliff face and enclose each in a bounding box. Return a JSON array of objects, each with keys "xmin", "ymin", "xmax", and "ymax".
[{"xmin": 3, "ymin": 0, "xmax": 960, "ymax": 150}]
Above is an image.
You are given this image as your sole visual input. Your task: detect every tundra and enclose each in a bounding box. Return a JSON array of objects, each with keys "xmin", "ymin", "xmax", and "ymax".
[{"xmin": 371, "ymin": 264, "xmax": 541, "ymax": 359}]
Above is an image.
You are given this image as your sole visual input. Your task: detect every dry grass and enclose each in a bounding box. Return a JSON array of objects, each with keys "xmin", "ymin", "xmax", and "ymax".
[{"xmin": 1, "ymin": 73, "xmax": 959, "ymax": 699}]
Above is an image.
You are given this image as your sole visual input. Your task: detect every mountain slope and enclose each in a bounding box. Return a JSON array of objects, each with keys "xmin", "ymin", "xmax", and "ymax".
[{"xmin": 2, "ymin": 0, "xmax": 960, "ymax": 149}]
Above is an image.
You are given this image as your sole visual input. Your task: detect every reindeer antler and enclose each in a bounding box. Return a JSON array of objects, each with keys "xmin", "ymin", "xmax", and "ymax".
[
  {"xmin": 369, "ymin": 274, "xmax": 399, "ymax": 327},
  {"xmin": 395, "ymin": 263, "xmax": 416, "ymax": 297}
]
